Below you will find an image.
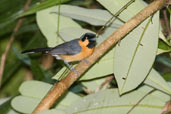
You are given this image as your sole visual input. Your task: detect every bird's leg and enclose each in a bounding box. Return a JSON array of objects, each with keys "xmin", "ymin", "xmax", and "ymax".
[
  {"xmin": 63, "ymin": 60, "xmax": 79, "ymax": 76},
  {"xmin": 81, "ymin": 59, "xmax": 90, "ymax": 64}
]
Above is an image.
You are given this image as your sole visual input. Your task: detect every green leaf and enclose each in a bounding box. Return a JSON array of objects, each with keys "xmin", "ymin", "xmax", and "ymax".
[
  {"xmin": 36, "ymin": 6, "xmax": 81, "ymax": 47},
  {"xmin": 157, "ymin": 39, "xmax": 171, "ymax": 54},
  {"xmin": 11, "ymin": 81, "xmax": 81, "ymax": 114},
  {"xmin": 96, "ymin": 0, "xmax": 146, "ymax": 22},
  {"xmin": 114, "ymin": 12, "xmax": 159, "ymax": 94},
  {"xmin": 0, "ymin": 98, "xmax": 11, "ymax": 114},
  {"xmin": 17, "ymin": 24, "xmax": 38, "ymax": 35},
  {"xmin": 1, "ymin": 68, "xmax": 25, "ymax": 97},
  {"xmin": 59, "ymin": 28, "xmax": 99, "ymax": 41},
  {"xmin": 0, "ymin": 0, "xmax": 30, "ymax": 35},
  {"xmin": 59, "ymin": 28, "xmax": 97, "ymax": 41},
  {"xmin": 65, "ymin": 86, "xmax": 168, "ymax": 114},
  {"xmin": 158, "ymin": 39, "xmax": 171, "ymax": 51},
  {"xmin": 30, "ymin": 60, "xmax": 46, "ymax": 80},
  {"xmin": 81, "ymin": 78, "xmax": 108, "ymax": 92},
  {"xmin": 159, "ymin": 30, "xmax": 171, "ymax": 46},
  {"xmin": 11, "ymin": 81, "xmax": 170, "ymax": 114},
  {"xmin": 21, "ymin": 0, "xmax": 71, "ymax": 17},
  {"xmin": 12, "ymin": 47, "xmax": 31, "ymax": 65},
  {"xmin": 144, "ymin": 69, "xmax": 171, "ymax": 95},
  {"xmin": 11, "ymin": 96, "xmax": 40, "ymax": 114},
  {"xmin": 2, "ymin": 61, "xmax": 21, "ymax": 85},
  {"xmin": 55, "ymin": 92, "xmax": 81, "ymax": 110},
  {"xmin": 19, "ymin": 80, "xmax": 52, "ymax": 99},
  {"xmin": 52, "ymin": 5, "xmax": 123, "ymax": 27},
  {"xmin": 162, "ymin": 72, "xmax": 171, "ymax": 81},
  {"xmin": 38, "ymin": 109, "xmax": 66, "ymax": 114},
  {"xmin": 23, "ymin": 31, "xmax": 47, "ymax": 50},
  {"xmin": 36, "ymin": 5, "xmax": 122, "ymax": 47},
  {"xmin": 80, "ymin": 47, "xmax": 114, "ymax": 80},
  {"xmin": 156, "ymin": 56, "xmax": 171, "ymax": 68}
]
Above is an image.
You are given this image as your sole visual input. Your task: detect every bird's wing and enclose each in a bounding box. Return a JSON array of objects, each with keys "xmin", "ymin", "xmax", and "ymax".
[{"xmin": 49, "ymin": 39, "xmax": 82, "ymax": 55}]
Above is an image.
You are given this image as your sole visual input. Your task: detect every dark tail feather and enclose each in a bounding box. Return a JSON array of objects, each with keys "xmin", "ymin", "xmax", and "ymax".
[{"xmin": 22, "ymin": 48, "xmax": 52, "ymax": 54}]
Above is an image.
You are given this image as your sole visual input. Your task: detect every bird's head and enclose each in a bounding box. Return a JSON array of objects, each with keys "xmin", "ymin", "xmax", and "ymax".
[{"xmin": 80, "ymin": 33, "xmax": 97, "ymax": 48}]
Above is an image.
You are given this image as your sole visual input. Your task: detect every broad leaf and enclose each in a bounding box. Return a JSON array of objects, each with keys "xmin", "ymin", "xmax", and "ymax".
[
  {"xmin": 11, "ymin": 81, "xmax": 170, "ymax": 114},
  {"xmin": 59, "ymin": 27, "xmax": 97, "ymax": 41},
  {"xmin": 81, "ymin": 78, "xmax": 109, "ymax": 92},
  {"xmin": 52, "ymin": 5, "xmax": 122, "ymax": 27},
  {"xmin": 114, "ymin": 12, "xmax": 159, "ymax": 94},
  {"xmin": 11, "ymin": 81, "xmax": 81, "ymax": 114},
  {"xmin": 12, "ymin": 96, "xmax": 40, "ymax": 114},
  {"xmin": 19, "ymin": 81, "xmax": 52, "ymax": 99},
  {"xmin": 65, "ymin": 86, "xmax": 169, "ymax": 114},
  {"xmin": 38, "ymin": 109, "xmax": 66, "ymax": 114},
  {"xmin": 36, "ymin": 6, "xmax": 81, "ymax": 47},
  {"xmin": 97, "ymin": 0, "xmax": 146, "ymax": 21},
  {"xmin": 144, "ymin": 69, "xmax": 171, "ymax": 95}
]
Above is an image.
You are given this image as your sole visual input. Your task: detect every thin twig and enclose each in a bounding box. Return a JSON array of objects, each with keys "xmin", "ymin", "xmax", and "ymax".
[
  {"xmin": 126, "ymin": 89, "xmax": 155, "ymax": 114},
  {"xmin": 95, "ymin": 75, "xmax": 114, "ymax": 93},
  {"xmin": 24, "ymin": 68, "xmax": 33, "ymax": 81},
  {"xmin": 82, "ymin": 87, "xmax": 93, "ymax": 94},
  {"xmin": 83, "ymin": 75, "xmax": 114, "ymax": 94},
  {"xmin": 32, "ymin": 0, "xmax": 168, "ymax": 114},
  {"xmin": 0, "ymin": 0, "xmax": 32, "ymax": 87},
  {"xmin": 41, "ymin": 55, "xmax": 54, "ymax": 69},
  {"xmin": 162, "ymin": 8, "xmax": 170, "ymax": 37},
  {"xmin": 162, "ymin": 100, "xmax": 171, "ymax": 114},
  {"xmin": 96, "ymin": 0, "xmax": 135, "ymax": 37}
]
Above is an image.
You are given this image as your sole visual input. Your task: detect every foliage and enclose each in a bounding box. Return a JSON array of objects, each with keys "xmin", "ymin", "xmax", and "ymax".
[{"xmin": 0, "ymin": 0, "xmax": 170, "ymax": 114}]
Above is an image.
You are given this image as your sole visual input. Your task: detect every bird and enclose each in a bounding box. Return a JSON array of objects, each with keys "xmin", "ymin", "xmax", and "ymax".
[{"xmin": 22, "ymin": 33, "xmax": 97, "ymax": 75}]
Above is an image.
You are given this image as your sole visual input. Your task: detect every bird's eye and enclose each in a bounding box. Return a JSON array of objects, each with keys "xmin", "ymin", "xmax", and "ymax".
[{"xmin": 81, "ymin": 37, "xmax": 86, "ymax": 41}]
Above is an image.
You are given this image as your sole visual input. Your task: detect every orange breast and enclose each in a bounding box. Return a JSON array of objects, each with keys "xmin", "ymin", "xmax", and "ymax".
[{"xmin": 59, "ymin": 40, "xmax": 94, "ymax": 62}]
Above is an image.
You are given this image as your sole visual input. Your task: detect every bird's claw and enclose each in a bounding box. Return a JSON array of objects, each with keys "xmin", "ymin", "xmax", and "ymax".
[
  {"xmin": 71, "ymin": 68, "xmax": 79, "ymax": 76},
  {"xmin": 81, "ymin": 59, "xmax": 90, "ymax": 64}
]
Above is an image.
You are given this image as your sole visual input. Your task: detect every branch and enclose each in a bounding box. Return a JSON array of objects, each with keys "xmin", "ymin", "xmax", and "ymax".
[
  {"xmin": 0, "ymin": 0, "xmax": 32, "ymax": 87},
  {"xmin": 32, "ymin": 0, "xmax": 168, "ymax": 113}
]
